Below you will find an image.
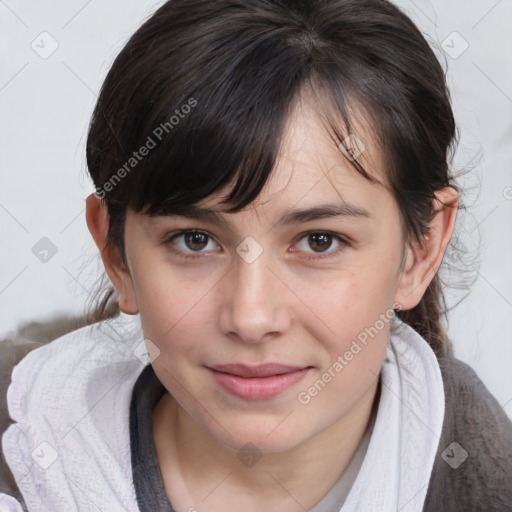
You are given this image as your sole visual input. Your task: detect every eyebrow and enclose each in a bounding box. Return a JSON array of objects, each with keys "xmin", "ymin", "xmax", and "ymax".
[
  {"xmin": 278, "ymin": 203, "xmax": 371, "ymax": 225},
  {"xmin": 151, "ymin": 202, "xmax": 371, "ymax": 227}
]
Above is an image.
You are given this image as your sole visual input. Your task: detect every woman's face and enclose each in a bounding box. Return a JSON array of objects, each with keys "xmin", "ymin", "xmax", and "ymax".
[{"xmin": 119, "ymin": 99, "xmax": 413, "ymax": 453}]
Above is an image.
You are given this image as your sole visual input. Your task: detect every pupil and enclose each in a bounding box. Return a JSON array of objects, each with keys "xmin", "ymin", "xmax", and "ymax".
[
  {"xmin": 185, "ymin": 232, "xmax": 208, "ymax": 250},
  {"xmin": 309, "ymin": 233, "xmax": 331, "ymax": 252}
]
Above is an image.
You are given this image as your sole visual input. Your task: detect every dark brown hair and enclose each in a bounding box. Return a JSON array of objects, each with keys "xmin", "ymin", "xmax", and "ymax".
[{"xmin": 85, "ymin": 0, "xmax": 466, "ymax": 357}]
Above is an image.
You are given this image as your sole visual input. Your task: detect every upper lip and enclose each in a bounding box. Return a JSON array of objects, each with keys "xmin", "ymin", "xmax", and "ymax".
[{"xmin": 208, "ymin": 364, "xmax": 310, "ymax": 378}]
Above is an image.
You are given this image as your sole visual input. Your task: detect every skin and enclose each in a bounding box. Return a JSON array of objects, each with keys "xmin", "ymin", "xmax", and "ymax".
[{"xmin": 86, "ymin": 96, "xmax": 458, "ymax": 511}]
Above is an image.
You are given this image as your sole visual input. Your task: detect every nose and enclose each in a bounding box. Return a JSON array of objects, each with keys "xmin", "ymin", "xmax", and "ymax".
[{"xmin": 218, "ymin": 247, "xmax": 292, "ymax": 344}]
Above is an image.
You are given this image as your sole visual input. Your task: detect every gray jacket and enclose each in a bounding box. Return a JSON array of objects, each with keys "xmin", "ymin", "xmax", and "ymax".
[{"xmin": 1, "ymin": 337, "xmax": 512, "ymax": 511}]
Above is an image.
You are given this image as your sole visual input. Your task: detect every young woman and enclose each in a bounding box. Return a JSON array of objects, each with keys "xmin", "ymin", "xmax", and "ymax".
[{"xmin": 2, "ymin": 0, "xmax": 512, "ymax": 511}]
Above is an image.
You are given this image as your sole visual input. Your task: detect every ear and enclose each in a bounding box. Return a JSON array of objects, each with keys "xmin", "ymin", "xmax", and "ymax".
[
  {"xmin": 394, "ymin": 187, "xmax": 459, "ymax": 310},
  {"xmin": 85, "ymin": 193, "xmax": 139, "ymax": 314}
]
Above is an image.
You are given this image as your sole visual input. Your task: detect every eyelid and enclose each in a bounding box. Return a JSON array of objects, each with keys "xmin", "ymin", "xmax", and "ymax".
[
  {"xmin": 289, "ymin": 231, "xmax": 349, "ymax": 260},
  {"xmin": 162, "ymin": 229, "xmax": 350, "ymax": 260},
  {"xmin": 162, "ymin": 229, "xmax": 221, "ymax": 255},
  {"xmin": 292, "ymin": 229, "xmax": 351, "ymax": 246}
]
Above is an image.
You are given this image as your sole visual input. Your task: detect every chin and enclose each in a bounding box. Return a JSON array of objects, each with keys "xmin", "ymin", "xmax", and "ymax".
[{"xmin": 208, "ymin": 416, "xmax": 311, "ymax": 455}]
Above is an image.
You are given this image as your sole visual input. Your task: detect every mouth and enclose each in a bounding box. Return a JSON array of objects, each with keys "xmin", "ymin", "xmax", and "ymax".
[{"xmin": 207, "ymin": 363, "xmax": 312, "ymax": 400}]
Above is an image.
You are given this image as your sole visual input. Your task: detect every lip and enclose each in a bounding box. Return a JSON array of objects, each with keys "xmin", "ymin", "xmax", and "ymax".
[{"xmin": 207, "ymin": 364, "xmax": 311, "ymax": 400}]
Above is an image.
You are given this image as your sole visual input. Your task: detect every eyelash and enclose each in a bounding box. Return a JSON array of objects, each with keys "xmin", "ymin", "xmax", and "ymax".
[{"xmin": 162, "ymin": 229, "xmax": 349, "ymax": 261}]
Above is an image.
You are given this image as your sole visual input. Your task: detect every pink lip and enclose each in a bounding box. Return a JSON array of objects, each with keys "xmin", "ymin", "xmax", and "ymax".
[{"xmin": 208, "ymin": 364, "xmax": 311, "ymax": 400}]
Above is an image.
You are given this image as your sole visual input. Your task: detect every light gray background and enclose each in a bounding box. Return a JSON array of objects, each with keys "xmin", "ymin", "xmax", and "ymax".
[{"xmin": 1, "ymin": 1, "xmax": 511, "ymax": 418}]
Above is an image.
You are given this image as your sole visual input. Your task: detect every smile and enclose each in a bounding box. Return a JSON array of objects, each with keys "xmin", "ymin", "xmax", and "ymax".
[{"xmin": 207, "ymin": 364, "xmax": 312, "ymax": 400}]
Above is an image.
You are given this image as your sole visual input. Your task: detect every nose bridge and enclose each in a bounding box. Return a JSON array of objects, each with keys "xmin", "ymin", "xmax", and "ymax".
[{"xmin": 219, "ymin": 241, "xmax": 290, "ymax": 343}]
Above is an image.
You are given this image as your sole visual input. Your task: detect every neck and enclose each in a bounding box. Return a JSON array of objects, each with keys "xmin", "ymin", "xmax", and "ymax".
[{"xmin": 154, "ymin": 379, "xmax": 380, "ymax": 511}]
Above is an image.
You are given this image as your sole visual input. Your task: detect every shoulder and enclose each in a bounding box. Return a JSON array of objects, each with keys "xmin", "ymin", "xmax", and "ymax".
[
  {"xmin": 0, "ymin": 315, "xmax": 92, "ymax": 508},
  {"xmin": 1, "ymin": 339, "xmax": 43, "ymax": 510},
  {"xmin": 424, "ymin": 356, "xmax": 512, "ymax": 512},
  {"xmin": 0, "ymin": 313, "xmax": 143, "ymax": 510}
]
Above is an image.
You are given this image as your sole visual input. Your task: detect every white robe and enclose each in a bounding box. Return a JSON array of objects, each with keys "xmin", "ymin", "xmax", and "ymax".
[{"xmin": 1, "ymin": 312, "xmax": 444, "ymax": 512}]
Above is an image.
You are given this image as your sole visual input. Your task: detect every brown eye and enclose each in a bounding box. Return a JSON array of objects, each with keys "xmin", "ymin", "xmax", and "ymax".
[
  {"xmin": 292, "ymin": 231, "xmax": 348, "ymax": 260},
  {"xmin": 164, "ymin": 230, "xmax": 219, "ymax": 259},
  {"xmin": 307, "ymin": 232, "xmax": 333, "ymax": 252},
  {"xmin": 183, "ymin": 231, "xmax": 209, "ymax": 251}
]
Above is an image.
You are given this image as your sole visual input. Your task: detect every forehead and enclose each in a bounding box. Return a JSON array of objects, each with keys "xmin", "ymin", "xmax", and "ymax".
[
  {"xmin": 134, "ymin": 92, "xmax": 394, "ymax": 228},
  {"xmin": 210, "ymin": 95, "xmax": 390, "ymax": 216}
]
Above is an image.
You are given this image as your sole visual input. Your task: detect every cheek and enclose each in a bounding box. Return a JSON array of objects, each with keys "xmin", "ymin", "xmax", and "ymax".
[
  {"xmin": 296, "ymin": 334, "xmax": 387, "ymax": 431},
  {"xmin": 297, "ymin": 258, "xmax": 399, "ymax": 343},
  {"xmin": 131, "ymin": 260, "xmax": 215, "ymax": 357},
  {"xmin": 296, "ymin": 278, "xmax": 393, "ymax": 414},
  {"xmin": 307, "ymin": 282, "xmax": 392, "ymax": 374},
  {"xmin": 292, "ymin": 261, "xmax": 398, "ymax": 404}
]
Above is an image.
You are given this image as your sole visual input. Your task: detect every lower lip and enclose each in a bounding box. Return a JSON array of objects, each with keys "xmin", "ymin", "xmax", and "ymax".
[{"xmin": 209, "ymin": 368, "xmax": 310, "ymax": 400}]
